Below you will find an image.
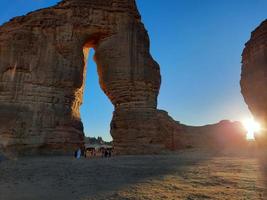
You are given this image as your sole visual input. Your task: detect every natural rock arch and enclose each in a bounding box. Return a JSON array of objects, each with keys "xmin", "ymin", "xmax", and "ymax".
[{"xmin": 0, "ymin": 0, "xmax": 181, "ymax": 155}]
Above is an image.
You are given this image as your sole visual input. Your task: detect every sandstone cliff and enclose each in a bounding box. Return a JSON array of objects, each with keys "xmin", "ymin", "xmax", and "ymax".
[
  {"xmin": 0, "ymin": 0, "xmax": 249, "ymax": 155},
  {"xmin": 241, "ymin": 19, "xmax": 267, "ymax": 143},
  {"xmin": 0, "ymin": 0, "xmax": 178, "ymax": 154}
]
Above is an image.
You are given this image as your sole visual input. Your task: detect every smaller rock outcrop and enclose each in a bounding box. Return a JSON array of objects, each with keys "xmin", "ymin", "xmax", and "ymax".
[{"xmin": 175, "ymin": 120, "xmax": 247, "ymax": 150}]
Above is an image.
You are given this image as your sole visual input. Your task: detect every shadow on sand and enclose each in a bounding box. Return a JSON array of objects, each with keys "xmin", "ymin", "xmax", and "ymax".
[{"xmin": 0, "ymin": 147, "xmax": 267, "ymax": 200}]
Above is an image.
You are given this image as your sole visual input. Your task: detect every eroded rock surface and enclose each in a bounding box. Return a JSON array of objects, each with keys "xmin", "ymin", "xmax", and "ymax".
[
  {"xmin": 179, "ymin": 120, "xmax": 247, "ymax": 150},
  {"xmin": 241, "ymin": 20, "xmax": 267, "ymax": 142},
  {"xmin": 0, "ymin": 0, "xmax": 181, "ymax": 154}
]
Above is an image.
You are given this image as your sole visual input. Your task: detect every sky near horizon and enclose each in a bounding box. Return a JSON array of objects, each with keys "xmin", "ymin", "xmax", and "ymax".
[{"xmin": 0, "ymin": 0, "xmax": 266, "ymax": 141}]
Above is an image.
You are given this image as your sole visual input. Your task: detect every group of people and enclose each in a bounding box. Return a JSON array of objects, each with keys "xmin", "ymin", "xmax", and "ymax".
[
  {"xmin": 74, "ymin": 147, "xmax": 113, "ymax": 159},
  {"xmin": 102, "ymin": 148, "xmax": 112, "ymax": 158}
]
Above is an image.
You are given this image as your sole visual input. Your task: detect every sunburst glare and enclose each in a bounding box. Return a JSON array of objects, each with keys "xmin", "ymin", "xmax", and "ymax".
[{"xmin": 242, "ymin": 118, "xmax": 261, "ymax": 140}]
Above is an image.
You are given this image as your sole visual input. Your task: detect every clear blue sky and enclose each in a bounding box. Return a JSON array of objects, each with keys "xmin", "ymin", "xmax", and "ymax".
[{"xmin": 0, "ymin": 0, "xmax": 266, "ymax": 141}]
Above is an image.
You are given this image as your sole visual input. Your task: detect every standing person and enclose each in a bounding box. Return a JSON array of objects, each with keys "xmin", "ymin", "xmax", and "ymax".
[
  {"xmin": 101, "ymin": 148, "xmax": 105, "ymax": 158},
  {"xmin": 81, "ymin": 147, "xmax": 85, "ymax": 157},
  {"xmin": 104, "ymin": 149, "xmax": 108, "ymax": 158},
  {"xmin": 76, "ymin": 148, "xmax": 81, "ymax": 159},
  {"xmin": 84, "ymin": 149, "xmax": 87, "ymax": 158},
  {"xmin": 93, "ymin": 149, "xmax": 96, "ymax": 157},
  {"xmin": 74, "ymin": 149, "xmax": 77, "ymax": 158}
]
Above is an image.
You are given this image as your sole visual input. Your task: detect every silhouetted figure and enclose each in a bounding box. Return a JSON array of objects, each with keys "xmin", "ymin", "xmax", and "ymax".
[
  {"xmin": 84, "ymin": 149, "xmax": 87, "ymax": 158},
  {"xmin": 93, "ymin": 149, "xmax": 96, "ymax": 157},
  {"xmin": 101, "ymin": 149, "xmax": 105, "ymax": 158},
  {"xmin": 81, "ymin": 148, "xmax": 85, "ymax": 157},
  {"xmin": 104, "ymin": 149, "xmax": 108, "ymax": 158},
  {"xmin": 74, "ymin": 150, "xmax": 77, "ymax": 158}
]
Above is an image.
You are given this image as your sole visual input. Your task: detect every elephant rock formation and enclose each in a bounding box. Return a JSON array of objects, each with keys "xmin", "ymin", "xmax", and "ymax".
[{"xmin": 0, "ymin": 0, "xmax": 181, "ymax": 154}]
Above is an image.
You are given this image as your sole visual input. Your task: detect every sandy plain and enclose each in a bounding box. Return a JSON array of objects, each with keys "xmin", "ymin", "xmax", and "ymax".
[{"xmin": 0, "ymin": 147, "xmax": 266, "ymax": 200}]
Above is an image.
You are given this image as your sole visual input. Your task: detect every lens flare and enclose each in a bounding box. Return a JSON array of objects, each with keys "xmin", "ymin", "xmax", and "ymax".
[{"xmin": 242, "ymin": 118, "xmax": 261, "ymax": 140}]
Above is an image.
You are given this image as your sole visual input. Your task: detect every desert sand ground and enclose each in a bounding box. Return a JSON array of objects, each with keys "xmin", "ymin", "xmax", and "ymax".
[{"xmin": 0, "ymin": 147, "xmax": 267, "ymax": 200}]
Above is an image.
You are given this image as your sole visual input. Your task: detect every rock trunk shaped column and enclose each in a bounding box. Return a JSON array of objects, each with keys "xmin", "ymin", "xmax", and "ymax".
[{"xmin": 94, "ymin": 18, "xmax": 164, "ymax": 154}]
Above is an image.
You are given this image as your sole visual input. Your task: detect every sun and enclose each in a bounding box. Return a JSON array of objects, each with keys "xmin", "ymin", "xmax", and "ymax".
[{"xmin": 242, "ymin": 118, "xmax": 261, "ymax": 140}]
